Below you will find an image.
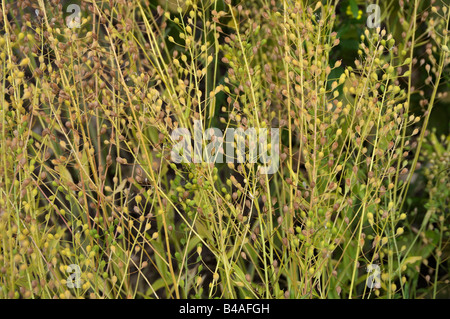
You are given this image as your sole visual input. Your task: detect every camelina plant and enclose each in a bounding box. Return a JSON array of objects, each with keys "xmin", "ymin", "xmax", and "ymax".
[{"xmin": 0, "ymin": 0, "xmax": 448, "ymax": 299}]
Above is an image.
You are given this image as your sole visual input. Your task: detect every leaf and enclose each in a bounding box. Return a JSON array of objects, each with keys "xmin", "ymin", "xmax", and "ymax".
[
  {"xmin": 147, "ymin": 126, "xmax": 159, "ymax": 145},
  {"xmin": 148, "ymin": 277, "xmax": 170, "ymax": 294},
  {"xmin": 430, "ymin": 132, "xmax": 445, "ymax": 157},
  {"xmin": 113, "ymin": 178, "xmax": 128, "ymax": 195},
  {"xmin": 80, "ymin": 149, "xmax": 90, "ymax": 179},
  {"xmin": 402, "ymin": 256, "xmax": 422, "ymax": 267},
  {"xmin": 186, "ymin": 236, "xmax": 202, "ymax": 256},
  {"xmin": 349, "ymin": 0, "xmax": 359, "ymax": 19},
  {"xmin": 56, "ymin": 165, "xmax": 73, "ymax": 184}
]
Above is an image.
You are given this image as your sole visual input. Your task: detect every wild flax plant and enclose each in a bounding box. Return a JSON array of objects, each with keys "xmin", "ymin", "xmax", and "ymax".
[{"xmin": 0, "ymin": 0, "xmax": 448, "ymax": 299}]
